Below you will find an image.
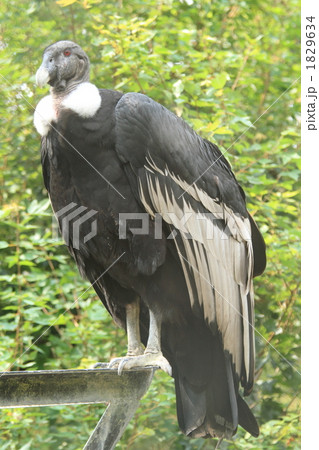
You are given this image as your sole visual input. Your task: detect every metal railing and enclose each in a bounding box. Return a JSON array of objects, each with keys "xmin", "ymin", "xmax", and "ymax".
[{"xmin": 0, "ymin": 367, "xmax": 155, "ymax": 449}]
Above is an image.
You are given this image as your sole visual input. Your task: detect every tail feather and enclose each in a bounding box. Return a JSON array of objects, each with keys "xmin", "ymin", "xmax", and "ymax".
[
  {"xmin": 175, "ymin": 377, "xmax": 206, "ymax": 435},
  {"xmin": 169, "ymin": 323, "xmax": 258, "ymax": 439},
  {"xmin": 164, "ymin": 318, "xmax": 258, "ymax": 440},
  {"xmin": 175, "ymin": 377, "xmax": 237, "ymax": 439},
  {"xmin": 174, "ymin": 343, "xmax": 239, "ymax": 439},
  {"xmin": 175, "ymin": 375, "xmax": 259, "ymax": 439},
  {"xmin": 237, "ymin": 395, "xmax": 259, "ymax": 437}
]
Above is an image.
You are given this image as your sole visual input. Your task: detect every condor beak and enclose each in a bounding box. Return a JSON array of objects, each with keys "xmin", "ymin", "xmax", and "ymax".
[{"xmin": 35, "ymin": 66, "xmax": 50, "ymax": 88}]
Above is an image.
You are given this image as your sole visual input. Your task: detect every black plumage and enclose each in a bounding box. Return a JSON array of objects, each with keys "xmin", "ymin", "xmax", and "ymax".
[{"xmin": 34, "ymin": 41, "xmax": 266, "ymax": 441}]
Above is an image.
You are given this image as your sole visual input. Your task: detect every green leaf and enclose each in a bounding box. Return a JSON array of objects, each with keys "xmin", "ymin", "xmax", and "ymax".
[{"xmin": 211, "ymin": 72, "xmax": 229, "ymax": 89}]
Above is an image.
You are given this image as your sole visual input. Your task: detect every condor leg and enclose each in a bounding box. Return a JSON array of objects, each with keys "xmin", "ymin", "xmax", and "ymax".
[
  {"xmin": 125, "ymin": 301, "xmax": 144, "ymax": 357},
  {"xmin": 95, "ymin": 300, "xmax": 143, "ymax": 370},
  {"xmin": 106, "ymin": 300, "xmax": 144, "ymax": 369},
  {"xmin": 115, "ymin": 308, "xmax": 172, "ymax": 376}
]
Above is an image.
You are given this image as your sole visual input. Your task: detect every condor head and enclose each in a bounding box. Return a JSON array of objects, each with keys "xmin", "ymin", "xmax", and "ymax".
[{"xmin": 35, "ymin": 40, "xmax": 90, "ymax": 93}]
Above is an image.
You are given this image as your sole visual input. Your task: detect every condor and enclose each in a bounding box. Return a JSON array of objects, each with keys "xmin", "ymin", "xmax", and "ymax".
[{"xmin": 34, "ymin": 40, "xmax": 266, "ymax": 442}]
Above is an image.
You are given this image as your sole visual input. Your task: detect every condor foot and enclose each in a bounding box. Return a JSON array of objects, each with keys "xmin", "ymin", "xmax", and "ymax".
[
  {"xmin": 92, "ymin": 344, "xmax": 144, "ymax": 370},
  {"xmin": 107, "ymin": 351, "xmax": 172, "ymax": 376}
]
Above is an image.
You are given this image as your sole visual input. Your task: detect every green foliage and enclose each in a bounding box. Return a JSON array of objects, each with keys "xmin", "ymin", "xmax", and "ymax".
[{"xmin": 0, "ymin": 0, "xmax": 300, "ymax": 448}]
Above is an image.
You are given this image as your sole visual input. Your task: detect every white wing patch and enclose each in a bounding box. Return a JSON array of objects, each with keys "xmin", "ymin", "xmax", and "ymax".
[
  {"xmin": 34, "ymin": 95, "xmax": 56, "ymax": 137},
  {"xmin": 62, "ymin": 82, "xmax": 101, "ymax": 118},
  {"xmin": 138, "ymin": 165, "xmax": 255, "ymax": 384}
]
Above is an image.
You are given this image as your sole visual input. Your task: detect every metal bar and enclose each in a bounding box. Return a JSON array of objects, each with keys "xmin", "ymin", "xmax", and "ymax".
[
  {"xmin": 0, "ymin": 368, "xmax": 154, "ymax": 407},
  {"xmin": 0, "ymin": 368, "xmax": 155, "ymax": 449},
  {"xmin": 83, "ymin": 399, "xmax": 142, "ymax": 450}
]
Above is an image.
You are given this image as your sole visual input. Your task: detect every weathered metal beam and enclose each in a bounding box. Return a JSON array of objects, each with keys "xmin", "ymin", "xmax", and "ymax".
[{"xmin": 0, "ymin": 368, "xmax": 155, "ymax": 449}]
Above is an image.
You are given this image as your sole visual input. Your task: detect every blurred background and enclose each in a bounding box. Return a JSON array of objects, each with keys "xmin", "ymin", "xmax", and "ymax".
[{"xmin": 0, "ymin": 0, "xmax": 300, "ymax": 448}]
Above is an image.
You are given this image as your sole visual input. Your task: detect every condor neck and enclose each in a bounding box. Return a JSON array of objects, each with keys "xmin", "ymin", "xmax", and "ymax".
[
  {"xmin": 50, "ymin": 77, "xmax": 89, "ymax": 115},
  {"xmin": 50, "ymin": 78, "xmax": 87, "ymax": 100},
  {"xmin": 50, "ymin": 80, "xmax": 102, "ymax": 119}
]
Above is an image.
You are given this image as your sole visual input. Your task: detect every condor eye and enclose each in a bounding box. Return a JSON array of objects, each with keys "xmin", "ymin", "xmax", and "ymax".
[{"xmin": 63, "ymin": 50, "xmax": 71, "ymax": 57}]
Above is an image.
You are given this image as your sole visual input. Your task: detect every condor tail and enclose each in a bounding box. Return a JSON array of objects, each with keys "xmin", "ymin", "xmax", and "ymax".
[{"xmin": 168, "ymin": 322, "xmax": 259, "ymax": 439}]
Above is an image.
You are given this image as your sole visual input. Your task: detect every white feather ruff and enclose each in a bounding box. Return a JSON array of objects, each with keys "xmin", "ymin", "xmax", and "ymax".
[
  {"xmin": 33, "ymin": 95, "xmax": 56, "ymax": 137},
  {"xmin": 34, "ymin": 83, "xmax": 102, "ymax": 137},
  {"xmin": 62, "ymin": 82, "xmax": 101, "ymax": 118}
]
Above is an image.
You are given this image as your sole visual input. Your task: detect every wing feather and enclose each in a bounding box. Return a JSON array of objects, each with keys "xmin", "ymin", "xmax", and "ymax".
[
  {"xmin": 115, "ymin": 92, "xmax": 260, "ymax": 390},
  {"xmin": 138, "ymin": 168, "xmax": 254, "ymax": 385}
]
